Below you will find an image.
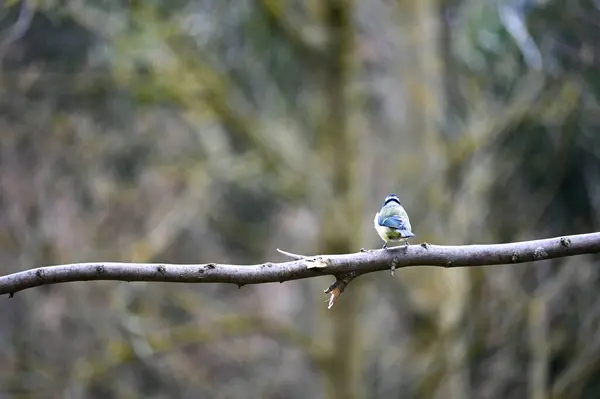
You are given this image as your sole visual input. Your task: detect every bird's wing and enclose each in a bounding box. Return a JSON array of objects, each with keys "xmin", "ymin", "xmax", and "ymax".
[{"xmin": 379, "ymin": 216, "xmax": 409, "ymax": 231}]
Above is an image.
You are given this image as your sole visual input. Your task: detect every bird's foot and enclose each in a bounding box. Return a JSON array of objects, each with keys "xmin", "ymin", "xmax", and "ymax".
[
  {"xmin": 382, "ymin": 243, "xmax": 388, "ymax": 250},
  {"xmin": 420, "ymin": 242, "xmax": 430, "ymax": 249},
  {"xmin": 360, "ymin": 248, "xmax": 372, "ymax": 253}
]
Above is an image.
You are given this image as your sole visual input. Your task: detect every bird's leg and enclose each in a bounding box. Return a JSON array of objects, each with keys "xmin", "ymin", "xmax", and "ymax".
[{"xmin": 402, "ymin": 240, "xmax": 409, "ymax": 253}]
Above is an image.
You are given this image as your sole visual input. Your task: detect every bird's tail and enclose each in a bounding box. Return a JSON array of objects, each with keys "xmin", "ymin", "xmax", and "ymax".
[{"xmin": 400, "ymin": 230, "xmax": 415, "ymax": 238}]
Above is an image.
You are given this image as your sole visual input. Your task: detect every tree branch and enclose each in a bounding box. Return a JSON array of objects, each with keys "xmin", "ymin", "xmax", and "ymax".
[
  {"xmin": 2, "ymin": 233, "xmax": 600, "ymax": 306},
  {"xmin": 0, "ymin": 0, "xmax": 35, "ymax": 62}
]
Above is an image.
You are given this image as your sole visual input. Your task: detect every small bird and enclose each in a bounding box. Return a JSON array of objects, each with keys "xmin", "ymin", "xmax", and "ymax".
[{"xmin": 374, "ymin": 194, "xmax": 415, "ymax": 249}]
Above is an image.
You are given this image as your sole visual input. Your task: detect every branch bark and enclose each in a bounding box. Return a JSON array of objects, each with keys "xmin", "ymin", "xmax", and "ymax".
[{"xmin": 2, "ymin": 232, "xmax": 600, "ymax": 301}]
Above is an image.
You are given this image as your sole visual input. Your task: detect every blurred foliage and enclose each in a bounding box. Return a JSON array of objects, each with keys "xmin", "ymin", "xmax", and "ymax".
[{"xmin": 1, "ymin": 0, "xmax": 600, "ymax": 398}]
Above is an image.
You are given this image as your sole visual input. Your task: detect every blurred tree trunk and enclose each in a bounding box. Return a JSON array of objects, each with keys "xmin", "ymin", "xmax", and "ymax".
[
  {"xmin": 317, "ymin": 1, "xmax": 363, "ymax": 399},
  {"xmin": 400, "ymin": 1, "xmax": 470, "ymax": 398}
]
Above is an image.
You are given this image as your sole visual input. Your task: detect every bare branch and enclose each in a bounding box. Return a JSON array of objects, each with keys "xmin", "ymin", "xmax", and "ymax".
[{"xmin": 2, "ymin": 233, "xmax": 600, "ymax": 305}]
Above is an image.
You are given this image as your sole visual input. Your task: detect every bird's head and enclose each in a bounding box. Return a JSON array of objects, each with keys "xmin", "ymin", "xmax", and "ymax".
[{"xmin": 383, "ymin": 194, "xmax": 401, "ymax": 206}]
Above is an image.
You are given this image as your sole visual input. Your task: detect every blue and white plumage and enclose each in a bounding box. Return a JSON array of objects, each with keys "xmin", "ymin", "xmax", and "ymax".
[{"xmin": 374, "ymin": 194, "xmax": 414, "ymax": 249}]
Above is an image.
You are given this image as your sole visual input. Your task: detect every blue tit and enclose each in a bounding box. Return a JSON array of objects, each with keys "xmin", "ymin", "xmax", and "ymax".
[{"xmin": 374, "ymin": 194, "xmax": 415, "ymax": 249}]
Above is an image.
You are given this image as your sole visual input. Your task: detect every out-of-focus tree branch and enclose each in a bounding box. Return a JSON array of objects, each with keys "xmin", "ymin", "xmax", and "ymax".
[
  {"xmin": 258, "ymin": 0, "xmax": 328, "ymax": 64},
  {"xmin": 2, "ymin": 232, "xmax": 600, "ymax": 301},
  {"xmin": 75, "ymin": 315, "xmax": 329, "ymax": 383},
  {"xmin": 0, "ymin": 0, "xmax": 34, "ymax": 62}
]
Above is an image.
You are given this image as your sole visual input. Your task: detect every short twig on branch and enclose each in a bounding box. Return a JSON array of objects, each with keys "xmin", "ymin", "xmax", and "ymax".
[{"xmin": 1, "ymin": 233, "xmax": 600, "ymax": 308}]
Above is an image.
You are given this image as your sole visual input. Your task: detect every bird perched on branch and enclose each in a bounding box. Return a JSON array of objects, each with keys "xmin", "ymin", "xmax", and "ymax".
[{"xmin": 374, "ymin": 194, "xmax": 414, "ymax": 249}]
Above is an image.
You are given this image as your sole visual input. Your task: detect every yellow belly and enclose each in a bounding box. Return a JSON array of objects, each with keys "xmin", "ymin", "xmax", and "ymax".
[{"xmin": 376, "ymin": 224, "xmax": 405, "ymax": 241}]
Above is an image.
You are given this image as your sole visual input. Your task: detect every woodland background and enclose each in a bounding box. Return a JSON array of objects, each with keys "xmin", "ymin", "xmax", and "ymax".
[{"xmin": 1, "ymin": 0, "xmax": 600, "ymax": 398}]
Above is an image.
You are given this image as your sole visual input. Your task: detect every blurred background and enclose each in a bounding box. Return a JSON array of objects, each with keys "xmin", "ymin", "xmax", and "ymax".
[{"xmin": 1, "ymin": 0, "xmax": 600, "ymax": 398}]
